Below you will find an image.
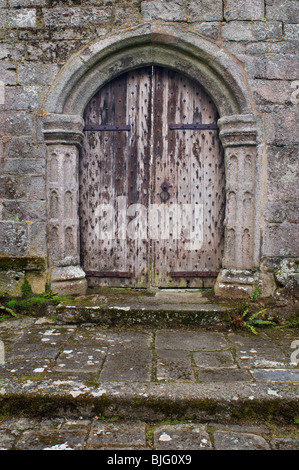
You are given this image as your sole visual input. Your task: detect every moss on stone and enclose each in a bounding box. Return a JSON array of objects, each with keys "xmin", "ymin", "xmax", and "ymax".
[{"xmin": 0, "ymin": 257, "xmax": 46, "ymax": 272}]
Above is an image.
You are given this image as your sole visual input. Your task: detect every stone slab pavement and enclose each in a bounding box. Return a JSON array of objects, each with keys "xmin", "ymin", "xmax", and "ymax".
[
  {"xmin": 0, "ymin": 316, "xmax": 298, "ymax": 450},
  {"xmin": 1, "ymin": 417, "xmax": 299, "ymax": 450}
]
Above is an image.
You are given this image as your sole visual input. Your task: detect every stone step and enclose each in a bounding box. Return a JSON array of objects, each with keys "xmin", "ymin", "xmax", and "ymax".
[
  {"xmin": 55, "ymin": 289, "xmax": 234, "ymax": 327},
  {"xmin": 1, "ymin": 377, "xmax": 298, "ymax": 424},
  {"xmin": 1, "ymin": 317, "xmax": 299, "ymax": 425}
]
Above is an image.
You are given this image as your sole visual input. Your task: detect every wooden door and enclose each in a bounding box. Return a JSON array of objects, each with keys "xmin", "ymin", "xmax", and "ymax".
[
  {"xmin": 151, "ymin": 68, "xmax": 225, "ymax": 287},
  {"xmin": 79, "ymin": 66, "xmax": 225, "ymax": 288}
]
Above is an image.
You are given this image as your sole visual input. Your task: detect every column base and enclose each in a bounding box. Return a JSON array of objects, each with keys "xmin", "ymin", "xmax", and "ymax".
[
  {"xmin": 50, "ymin": 266, "xmax": 87, "ymax": 296},
  {"xmin": 214, "ymin": 269, "xmax": 258, "ymax": 299}
]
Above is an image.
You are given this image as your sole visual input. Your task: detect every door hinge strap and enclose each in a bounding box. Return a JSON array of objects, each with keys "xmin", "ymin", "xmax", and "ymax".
[
  {"xmin": 170, "ymin": 271, "xmax": 219, "ymax": 278},
  {"xmin": 169, "ymin": 123, "xmax": 218, "ymax": 130},
  {"xmin": 85, "ymin": 271, "xmax": 132, "ymax": 278},
  {"xmin": 84, "ymin": 125, "xmax": 131, "ymax": 131}
]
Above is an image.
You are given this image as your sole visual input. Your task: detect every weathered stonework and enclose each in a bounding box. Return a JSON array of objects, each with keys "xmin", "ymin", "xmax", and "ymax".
[{"xmin": 0, "ymin": 1, "xmax": 298, "ymax": 298}]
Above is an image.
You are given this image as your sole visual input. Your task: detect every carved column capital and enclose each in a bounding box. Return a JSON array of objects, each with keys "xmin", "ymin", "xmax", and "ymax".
[
  {"xmin": 218, "ymin": 114, "xmax": 259, "ymax": 148},
  {"xmin": 43, "ymin": 113, "xmax": 84, "ymax": 146}
]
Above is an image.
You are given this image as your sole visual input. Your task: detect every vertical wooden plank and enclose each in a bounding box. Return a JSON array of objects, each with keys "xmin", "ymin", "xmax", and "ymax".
[{"xmin": 126, "ymin": 68, "xmax": 152, "ymax": 287}]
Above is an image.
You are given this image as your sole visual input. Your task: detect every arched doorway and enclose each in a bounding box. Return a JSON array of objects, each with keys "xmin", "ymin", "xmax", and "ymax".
[
  {"xmin": 43, "ymin": 24, "xmax": 262, "ymax": 298},
  {"xmin": 79, "ymin": 66, "xmax": 225, "ymax": 288}
]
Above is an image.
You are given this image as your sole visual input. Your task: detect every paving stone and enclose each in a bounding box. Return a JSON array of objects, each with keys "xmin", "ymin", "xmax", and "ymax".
[
  {"xmin": 156, "ymin": 330, "xmax": 228, "ymax": 351},
  {"xmin": 235, "ymin": 346, "xmax": 288, "ymax": 369},
  {"xmin": 156, "ymin": 349, "xmax": 194, "ymax": 382},
  {"xmin": 0, "ymin": 429, "xmax": 16, "ymax": 450},
  {"xmin": 213, "ymin": 430, "xmax": 270, "ymax": 450},
  {"xmin": 196, "ymin": 368, "xmax": 252, "ymax": 383},
  {"xmin": 100, "ymin": 346, "xmax": 152, "ymax": 381},
  {"xmin": 87, "ymin": 421, "xmax": 146, "ymax": 449},
  {"xmin": 154, "ymin": 424, "xmax": 212, "ymax": 450},
  {"xmin": 193, "ymin": 350, "xmax": 237, "ymax": 369},
  {"xmin": 54, "ymin": 345, "xmax": 107, "ymax": 374},
  {"xmin": 15, "ymin": 428, "xmax": 87, "ymax": 450},
  {"xmin": 228, "ymin": 332, "xmax": 275, "ymax": 349},
  {"xmin": 270, "ymin": 438, "xmax": 299, "ymax": 450},
  {"xmin": 250, "ymin": 369, "xmax": 299, "ymax": 382}
]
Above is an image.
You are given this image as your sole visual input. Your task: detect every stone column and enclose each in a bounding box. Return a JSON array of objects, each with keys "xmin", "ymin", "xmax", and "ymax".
[
  {"xmin": 215, "ymin": 114, "xmax": 262, "ymax": 298},
  {"xmin": 43, "ymin": 114, "xmax": 87, "ymax": 295}
]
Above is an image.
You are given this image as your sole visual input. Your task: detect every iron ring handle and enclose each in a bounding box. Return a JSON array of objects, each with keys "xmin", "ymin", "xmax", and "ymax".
[{"xmin": 160, "ymin": 183, "xmax": 171, "ymax": 203}]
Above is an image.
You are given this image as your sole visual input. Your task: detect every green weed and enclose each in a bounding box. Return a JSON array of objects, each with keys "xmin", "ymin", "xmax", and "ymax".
[{"xmin": 229, "ymin": 287, "xmax": 276, "ymax": 335}]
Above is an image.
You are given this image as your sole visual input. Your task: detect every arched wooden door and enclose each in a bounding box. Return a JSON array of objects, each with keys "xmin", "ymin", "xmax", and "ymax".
[{"xmin": 79, "ymin": 67, "xmax": 225, "ymax": 288}]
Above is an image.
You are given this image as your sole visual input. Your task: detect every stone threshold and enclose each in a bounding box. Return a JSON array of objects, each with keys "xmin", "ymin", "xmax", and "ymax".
[{"xmin": 55, "ymin": 288, "xmax": 235, "ymax": 327}]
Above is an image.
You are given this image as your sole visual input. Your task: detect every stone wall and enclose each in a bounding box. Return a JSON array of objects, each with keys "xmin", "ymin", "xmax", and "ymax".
[{"xmin": 0, "ymin": 0, "xmax": 298, "ymax": 297}]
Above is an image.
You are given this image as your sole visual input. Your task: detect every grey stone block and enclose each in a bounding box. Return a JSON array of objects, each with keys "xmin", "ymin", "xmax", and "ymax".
[
  {"xmin": 265, "ymin": 54, "xmax": 299, "ymax": 80},
  {"xmin": 270, "ymin": 438, "xmax": 299, "ymax": 450},
  {"xmin": 0, "ymin": 270, "xmax": 25, "ymax": 296},
  {"xmin": 87, "ymin": 422, "xmax": 146, "ymax": 449},
  {"xmin": 214, "ymin": 431, "xmax": 270, "ymax": 450},
  {"xmin": 222, "ymin": 21, "xmax": 283, "ymax": 41},
  {"xmin": 284, "ymin": 23, "xmax": 299, "ymax": 41},
  {"xmin": 141, "ymin": 0, "xmax": 187, "ymax": 22},
  {"xmin": 54, "ymin": 346, "xmax": 107, "ymax": 374},
  {"xmin": 0, "ymin": 62, "xmax": 17, "ymax": 85},
  {"xmin": 5, "ymin": 85, "xmax": 45, "ymax": 111},
  {"xmin": 0, "ymin": 8, "xmax": 36, "ymax": 28},
  {"xmin": 192, "ymin": 22, "xmax": 220, "ymax": 40},
  {"xmin": 9, "ymin": 0, "xmax": 47, "ymax": 5},
  {"xmin": 18, "ymin": 63, "xmax": 59, "ymax": 85},
  {"xmin": 15, "ymin": 427, "xmax": 86, "ymax": 450},
  {"xmin": 4, "ymin": 137, "xmax": 46, "ymax": 159},
  {"xmin": 193, "ymin": 350, "xmax": 236, "ymax": 369},
  {"xmin": 224, "ymin": 0, "xmax": 265, "ymax": 21},
  {"xmin": 0, "ymin": 112, "xmax": 33, "ymax": 137},
  {"xmin": 188, "ymin": 0, "xmax": 223, "ymax": 21},
  {"xmin": 265, "ymin": 107, "xmax": 299, "ymax": 145},
  {"xmin": 154, "ymin": 424, "xmax": 212, "ymax": 450},
  {"xmin": 1, "ymin": 200, "xmax": 47, "ymax": 222},
  {"xmin": 155, "ymin": 330, "xmax": 229, "ymax": 351},
  {"xmin": 266, "ymin": 0, "xmax": 299, "ymax": 23},
  {"xmin": 0, "ymin": 176, "xmax": 44, "ymax": 200},
  {"xmin": 264, "ymin": 202, "xmax": 287, "ymax": 223},
  {"xmin": 0, "ymin": 158, "xmax": 45, "ymax": 175},
  {"xmin": 0, "ymin": 222, "xmax": 29, "ymax": 255},
  {"xmin": 251, "ymin": 369, "xmax": 299, "ymax": 382},
  {"xmin": 267, "ymin": 145, "xmax": 299, "ymax": 192},
  {"xmin": 263, "ymin": 223, "xmax": 299, "ymax": 257},
  {"xmin": 43, "ymin": 7, "xmax": 113, "ymax": 28},
  {"xmin": 156, "ymin": 349, "xmax": 194, "ymax": 382},
  {"xmin": 196, "ymin": 368, "xmax": 252, "ymax": 383},
  {"xmin": 100, "ymin": 347, "xmax": 152, "ymax": 381},
  {"xmin": 251, "ymin": 79, "xmax": 291, "ymax": 106},
  {"xmin": 235, "ymin": 346, "xmax": 288, "ymax": 369}
]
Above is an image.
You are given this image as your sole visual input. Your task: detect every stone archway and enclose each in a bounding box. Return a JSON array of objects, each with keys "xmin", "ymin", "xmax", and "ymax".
[{"xmin": 42, "ymin": 23, "xmax": 263, "ymax": 298}]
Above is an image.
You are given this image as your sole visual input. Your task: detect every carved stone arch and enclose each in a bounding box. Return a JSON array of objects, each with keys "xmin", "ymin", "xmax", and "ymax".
[{"xmin": 43, "ymin": 23, "xmax": 263, "ymax": 297}]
